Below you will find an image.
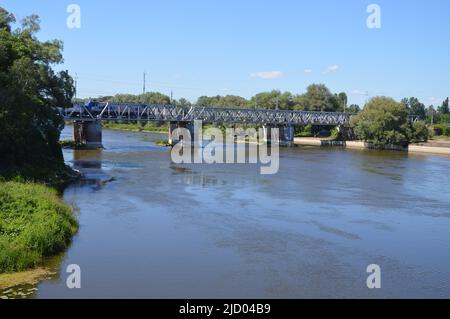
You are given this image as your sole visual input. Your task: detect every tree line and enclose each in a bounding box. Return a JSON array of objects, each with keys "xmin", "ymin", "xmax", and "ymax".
[
  {"xmin": 84, "ymin": 87, "xmax": 450, "ymax": 126},
  {"xmin": 82, "ymin": 84, "xmax": 359, "ymax": 113}
]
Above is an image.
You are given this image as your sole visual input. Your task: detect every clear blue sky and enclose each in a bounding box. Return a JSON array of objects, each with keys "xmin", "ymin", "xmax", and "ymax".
[{"xmin": 2, "ymin": 0, "xmax": 450, "ymax": 106}]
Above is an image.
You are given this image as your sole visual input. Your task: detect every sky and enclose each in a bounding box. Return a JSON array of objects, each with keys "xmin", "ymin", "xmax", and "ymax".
[{"xmin": 2, "ymin": 0, "xmax": 450, "ymax": 106}]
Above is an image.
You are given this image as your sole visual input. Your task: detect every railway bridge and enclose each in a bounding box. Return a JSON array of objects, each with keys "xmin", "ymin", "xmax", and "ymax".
[{"xmin": 61, "ymin": 102, "xmax": 354, "ymax": 148}]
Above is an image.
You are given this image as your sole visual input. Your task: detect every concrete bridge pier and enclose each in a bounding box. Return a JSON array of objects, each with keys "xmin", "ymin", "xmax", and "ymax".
[
  {"xmin": 168, "ymin": 121, "xmax": 197, "ymax": 145},
  {"xmin": 279, "ymin": 125, "xmax": 295, "ymax": 147},
  {"xmin": 263, "ymin": 124, "xmax": 294, "ymax": 147},
  {"xmin": 74, "ymin": 120, "xmax": 103, "ymax": 149},
  {"xmin": 262, "ymin": 125, "xmax": 274, "ymax": 145}
]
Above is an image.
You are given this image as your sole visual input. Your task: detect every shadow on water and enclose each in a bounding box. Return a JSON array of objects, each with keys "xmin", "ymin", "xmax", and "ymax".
[{"xmin": 67, "ymin": 149, "xmax": 120, "ymax": 191}]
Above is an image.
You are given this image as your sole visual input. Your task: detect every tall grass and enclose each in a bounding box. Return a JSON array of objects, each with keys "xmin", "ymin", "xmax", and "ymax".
[{"xmin": 0, "ymin": 182, "xmax": 78, "ymax": 273}]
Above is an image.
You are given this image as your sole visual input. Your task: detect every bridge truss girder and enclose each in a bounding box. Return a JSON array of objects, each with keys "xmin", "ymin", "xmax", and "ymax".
[{"xmin": 62, "ymin": 103, "xmax": 353, "ymax": 126}]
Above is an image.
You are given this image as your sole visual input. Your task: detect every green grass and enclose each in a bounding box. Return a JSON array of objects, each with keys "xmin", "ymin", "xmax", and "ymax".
[
  {"xmin": 432, "ymin": 135, "xmax": 450, "ymax": 141},
  {"xmin": 103, "ymin": 122, "xmax": 168, "ymax": 133},
  {"xmin": 155, "ymin": 140, "xmax": 172, "ymax": 147},
  {"xmin": 0, "ymin": 182, "xmax": 78, "ymax": 273}
]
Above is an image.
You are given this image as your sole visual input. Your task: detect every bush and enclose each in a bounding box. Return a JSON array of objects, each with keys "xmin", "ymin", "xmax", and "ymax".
[
  {"xmin": 330, "ymin": 127, "xmax": 340, "ymax": 140},
  {"xmin": 295, "ymin": 124, "xmax": 313, "ymax": 137},
  {"xmin": 433, "ymin": 124, "xmax": 450, "ymax": 137},
  {"xmin": 0, "ymin": 182, "xmax": 78, "ymax": 273},
  {"xmin": 351, "ymin": 97, "xmax": 430, "ymax": 146},
  {"xmin": 410, "ymin": 121, "xmax": 430, "ymax": 143}
]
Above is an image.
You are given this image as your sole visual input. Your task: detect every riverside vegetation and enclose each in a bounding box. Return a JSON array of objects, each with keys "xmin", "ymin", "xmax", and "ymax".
[
  {"xmin": 0, "ymin": 8, "xmax": 78, "ymax": 275},
  {"xmin": 0, "ymin": 181, "xmax": 78, "ymax": 273}
]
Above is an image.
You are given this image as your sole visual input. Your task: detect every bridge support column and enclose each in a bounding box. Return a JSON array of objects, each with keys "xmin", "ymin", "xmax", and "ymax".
[
  {"xmin": 168, "ymin": 121, "xmax": 198, "ymax": 146},
  {"xmin": 262, "ymin": 125, "xmax": 294, "ymax": 147},
  {"xmin": 262, "ymin": 125, "xmax": 275, "ymax": 145},
  {"xmin": 279, "ymin": 125, "xmax": 295, "ymax": 147},
  {"xmin": 74, "ymin": 120, "xmax": 103, "ymax": 149}
]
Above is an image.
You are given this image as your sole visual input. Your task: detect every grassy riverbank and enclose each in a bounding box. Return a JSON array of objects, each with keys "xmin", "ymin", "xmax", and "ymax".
[
  {"xmin": 103, "ymin": 122, "xmax": 168, "ymax": 133},
  {"xmin": 0, "ymin": 182, "xmax": 78, "ymax": 273}
]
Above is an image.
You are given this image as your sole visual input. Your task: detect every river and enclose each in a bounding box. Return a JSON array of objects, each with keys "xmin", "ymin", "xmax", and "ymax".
[{"xmin": 30, "ymin": 127, "xmax": 450, "ymax": 298}]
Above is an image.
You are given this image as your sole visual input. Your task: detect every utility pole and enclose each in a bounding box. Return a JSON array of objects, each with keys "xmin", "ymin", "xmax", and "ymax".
[
  {"xmin": 143, "ymin": 72, "xmax": 146, "ymax": 95},
  {"xmin": 430, "ymin": 106, "xmax": 434, "ymax": 125},
  {"xmin": 171, "ymin": 91, "xmax": 173, "ymax": 104},
  {"xmin": 275, "ymin": 96, "xmax": 279, "ymax": 110},
  {"xmin": 74, "ymin": 73, "xmax": 78, "ymax": 100}
]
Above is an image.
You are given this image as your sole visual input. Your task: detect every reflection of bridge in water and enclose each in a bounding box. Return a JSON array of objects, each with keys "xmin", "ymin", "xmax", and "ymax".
[{"xmin": 61, "ymin": 102, "xmax": 354, "ymax": 148}]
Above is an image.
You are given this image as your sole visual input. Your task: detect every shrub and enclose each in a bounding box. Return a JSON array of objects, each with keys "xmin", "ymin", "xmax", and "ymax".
[
  {"xmin": 433, "ymin": 124, "xmax": 450, "ymax": 137},
  {"xmin": 351, "ymin": 97, "xmax": 430, "ymax": 146},
  {"xmin": 0, "ymin": 182, "xmax": 78, "ymax": 273}
]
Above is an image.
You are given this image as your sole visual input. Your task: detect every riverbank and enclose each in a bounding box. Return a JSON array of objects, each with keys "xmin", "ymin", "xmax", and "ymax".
[
  {"xmin": 294, "ymin": 137, "xmax": 450, "ymax": 155},
  {"xmin": 0, "ymin": 182, "xmax": 78, "ymax": 276}
]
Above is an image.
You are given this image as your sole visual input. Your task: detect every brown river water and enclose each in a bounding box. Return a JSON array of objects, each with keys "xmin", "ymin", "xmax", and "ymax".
[{"xmin": 2, "ymin": 126, "xmax": 450, "ymax": 298}]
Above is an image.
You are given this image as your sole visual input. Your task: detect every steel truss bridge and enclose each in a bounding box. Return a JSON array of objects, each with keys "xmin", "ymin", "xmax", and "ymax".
[{"xmin": 61, "ymin": 103, "xmax": 353, "ymax": 126}]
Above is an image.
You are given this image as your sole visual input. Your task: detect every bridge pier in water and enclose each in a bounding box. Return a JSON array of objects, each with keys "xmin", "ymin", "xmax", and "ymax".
[
  {"xmin": 73, "ymin": 120, "xmax": 103, "ymax": 149},
  {"xmin": 263, "ymin": 125, "xmax": 295, "ymax": 147}
]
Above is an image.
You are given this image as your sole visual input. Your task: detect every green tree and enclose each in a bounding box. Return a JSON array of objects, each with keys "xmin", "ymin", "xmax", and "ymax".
[
  {"xmin": 293, "ymin": 84, "xmax": 340, "ymax": 112},
  {"xmin": 196, "ymin": 95, "xmax": 249, "ymax": 108},
  {"xmin": 109, "ymin": 92, "xmax": 171, "ymax": 105},
  {"xmin": 438, "ymin": 97, "xmax": 449, "ymax": 115},
  {"xmin": 351, "ymin": 97, "xmax": 429, "ymax": 146},
  {"xmin": 347, "ymin": 104, "xmax": 361, "ymax": 113},
  {"xmin": 196, "ymin": 95, "xmax": 221, "ymax": 107},
  {"xmin": 139, "ymin": 92, "xmax": 171, "ymax": 105},
  {"xmin": 401, "ymin": 97, "xmax": 426, "ymax": 120},
  {"xmin": 336, "ymin": 92, "xmax": 348, "ymax": 111},
  {"xmin": 217, "ymin": 95, "xmax": 250, "ymax": 108},
  {"xmin": 110, "ymin": 94, "xmax": 140, "ymax": 103},
  {"xmin": 0, "ymin": 8, "xmax": 75, "ymax": 180},
  {"xmin": 251, "ymin": 91, "xmax": 293, "ymax": 110},
  {"xmin": 175, "ymin": 98, "xmax": 192, "ymax": 108}
]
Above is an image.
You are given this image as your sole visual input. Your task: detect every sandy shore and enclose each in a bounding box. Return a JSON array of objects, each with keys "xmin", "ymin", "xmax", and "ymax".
[{"xmin": 294, "ymin": 138, "xmax": 450, "ymax": 155}]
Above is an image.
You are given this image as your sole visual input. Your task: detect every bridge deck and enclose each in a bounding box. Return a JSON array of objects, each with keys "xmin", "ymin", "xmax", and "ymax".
[{"xmin": 61, "ymin": 103, "xmax": 353, "ymax": 126}]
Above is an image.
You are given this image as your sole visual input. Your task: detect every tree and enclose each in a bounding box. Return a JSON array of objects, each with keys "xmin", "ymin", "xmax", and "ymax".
[
  {"xmin": 196, "ymin": 95, "xmax": 221, "ymax": 107},
  {"xmin": 401, "ymin": 97, "xmax": 426, "ymax": 120},
  {"xmin": 336, "ymin": 92, "xmax": 348, "ymax": 111},
  {"xmin": 217, "ymin": 95, "xmax": 250, "ymax": 108},
  {"xmin": 293, "ymin": 84, "xmax": 340, "ymax": 112},
  {"xmin": 109, "ymin": 92, "xmax": 171, "ymax": 105},
  {"xmin": 251, "ymin": 91, "xmax": 292, "ymax": 110},
  {"xmin": 139, "ymin": 92, "xmax": 170, "ymax": 105},
  {"xmin": 110, "ymin": 94, "xmax": 140, "ymax": 103},
  {"xmin": 347, "ymin": 104, "xmax": 361, "ymax": 113},
  {"xmin": 0, "ymin": 8, "xmax": 75, "ymax": 179},
  {"xmin": 176, "ymin": 98, "xmax": 192, "ymax": 108},
  {"xmin": 351, "ymin": 97, "xmax": 429, "ymax": 146},
  {"xmin": 196, "ymin": 95, "xmax": 250, "ymax": 108},
  {"xmin": 438, "ymin": 97, "xmax": 449, "ymax": 115}
]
